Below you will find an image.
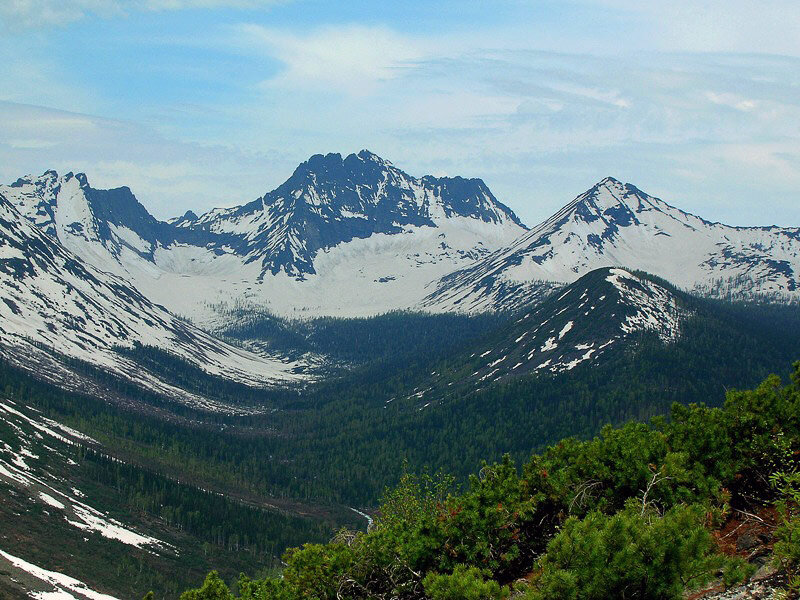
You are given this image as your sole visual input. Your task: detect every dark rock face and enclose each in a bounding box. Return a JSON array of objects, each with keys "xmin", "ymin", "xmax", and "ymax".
[
  {"xmin": 736, "ymin": 531, "xmax": 763, "ymax": 552},
  {"xmin": 215, "ymin": 150, "xmax": 524, "ymax": 277}
]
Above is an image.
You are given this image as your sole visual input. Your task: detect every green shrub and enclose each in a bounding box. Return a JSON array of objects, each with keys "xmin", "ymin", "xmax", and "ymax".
[
  {"xmin": 280, "ymin": 542, "xmax": 355, "ymax": 599},
  {"xmin": 180, "ymin": 572, "xmax": 234, "ymax": 600},
  {"xmin": 772, "ymin": 470, "xmax": 800, "ymax": 598},
  {"xmin": 434, "ymin": 456, "xmax": 542, "ymax": 579},
  {"xmin": 423, "ymin": 565, "xmax": 509, "ymax": 600},
  {"xmin": 523, "ymin": 504, "xmax": 748, "ymax": 600},
  {"xmin": 725, "ymin": 365, "xmax": 800, "ymax": 502},
  {"xmin": 235, "ymin": 573, "xmax": 299, "ymax": 600}
]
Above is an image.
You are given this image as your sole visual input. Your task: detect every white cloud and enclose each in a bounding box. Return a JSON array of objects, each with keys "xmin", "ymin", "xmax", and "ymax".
[
  {"xmin": 0, "ymin": 45, "xmax": 98, "ymax": 113},
  {"xmin": 716, "ymin": 141, "xmax": 800, "ymax": 184},
  {"xmin": 705, "ymin": 92, "xmax": 757, "ymax": 112},
  {"xmin": 546, "ymin": 83, "xmax": 631, "ymax": 109},
  {"xmin": 6, "ymin": 138, "xmax": 59, "ymax": 149},
  {"xmin": 583, "ymin": 0, "xmax": 800, "ymax": 56},
  {"xmin": 0, "ymin": 101, "xmax": 293, "ymax": 219},
  {"xmin": 393, "ymin": 91, "xmax": 522, "ymax": 128},
  {"xmin": 236, "ymin": 24, "xmax": 428, "ymax": 96}
]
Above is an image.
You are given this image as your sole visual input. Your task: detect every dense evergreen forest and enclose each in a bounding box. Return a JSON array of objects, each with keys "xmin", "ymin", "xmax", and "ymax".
[
  {"xmin": 217, "ymin": 309, "xmax": 506, "ymax": 366},
  {"xmin": 179, "ymin": 363, "xmax": 800, "ymax": 599},
  {"xmin": 4, "ymin": 298, "xmax": 800, "ymax": 508},
  {"xmin": 78, "ymin": 448, "xmax": 333, "ymax": 557}
]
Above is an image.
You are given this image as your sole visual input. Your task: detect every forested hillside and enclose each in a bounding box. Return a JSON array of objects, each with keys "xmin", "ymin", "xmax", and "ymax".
[
  {"xmin": 4, "ymin": 291, "xmax": 800, "ymax": 509},
  {"xmin": 180, "ymin": 363, "xmax": 800, "ymax": 600}
]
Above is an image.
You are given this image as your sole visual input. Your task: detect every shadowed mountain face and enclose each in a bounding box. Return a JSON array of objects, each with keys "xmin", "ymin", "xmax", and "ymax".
[{"xmin": 422, "ymin": 177, "xmax": 800, "ymax": 312}]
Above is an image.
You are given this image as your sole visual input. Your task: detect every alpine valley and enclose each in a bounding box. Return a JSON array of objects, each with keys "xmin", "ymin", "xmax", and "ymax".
[{"xmin": 1, "ymin": 151, "xmax": 799, "ymax": 599}]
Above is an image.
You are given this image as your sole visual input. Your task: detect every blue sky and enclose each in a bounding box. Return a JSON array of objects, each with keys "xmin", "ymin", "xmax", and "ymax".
[{"xmin": 1, "ymin": 1, "xmax": 798, "ymax": 226}]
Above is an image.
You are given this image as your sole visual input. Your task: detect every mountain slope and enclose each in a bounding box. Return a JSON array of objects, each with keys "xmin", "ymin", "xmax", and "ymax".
[
  {"xmin": 0, "ymin": 393, "xmax": 341, "ymax": 600},
  {"xmin": 1, "ymin": 152, "xmax": 527, "ymax": 322},
  {"xmin": 461, "ymin": 267, "xmax": 684, "ymax": 383},
  {"xmin": 399, "ymin": 267, "xmax": 689, "ymax": 405},
  {"xmin": 207, "ymin": 268, "xmax": 800, "ymax": 507},
  {"xmin": 422, "ymin": 177, "xmax": 800, "ymax": 312},
  {"xmin": 0, "ymin": 190, "xmax": 314, "ymax": 405}
]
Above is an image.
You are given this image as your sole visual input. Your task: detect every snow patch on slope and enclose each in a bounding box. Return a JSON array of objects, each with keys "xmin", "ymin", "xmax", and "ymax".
[
  {"xmin": 0, "ymin": 549, "xmax": 121, "ymax": 600},
  {"xmin": 0, "ymin": 401, "xmax": 172, "ymax": 553},
  {"xmin": 606, "ymin": 268, "xmax": 681, "ymax": 342},
  {"xmin": 453, "ymin": 267, "xmax": 687, "ymax": 387}
]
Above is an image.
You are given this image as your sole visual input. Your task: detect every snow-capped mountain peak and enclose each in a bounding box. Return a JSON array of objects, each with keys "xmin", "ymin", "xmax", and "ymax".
[
  {"xmin": 556, "ymin": 176, "xmax": 701, "ymax": 241},
  {"xmin": 1, "ymin": 153, "xmax": 528, "ymax": 321},
  {"xmin": 181, "ymin": 150, "xmax": 525, "ymax": 279},
  {"xmin": 356, "ymin": 148, "xmax": 391, "ymax": 164},
  {"xmin": 4, "ymin": 170, "xmax": 174, "ymax": 264},
  {"xmin": 422, "ymin": 177, "xmax": 800, "ymax": 313}
]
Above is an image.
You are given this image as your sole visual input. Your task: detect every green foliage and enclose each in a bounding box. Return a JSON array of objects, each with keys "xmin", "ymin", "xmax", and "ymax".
[
  {"xmin": 234, "ymin": 573, "xmax": 298, "ymax": 600},
  {"xmin": 725, "ymin": 365, "xmax": 800, "ymax": 503},
  {"xmin": 376, "ymin": 467, "xmax": 453, "ymax": 531},
  {"xmin": 281, "ymin": 542, "xmax": 355, "ymax": 600},
  {"xmin": 772, "ymin": 470, "xmax": 800, "ymax": 597},
  {"xmin": 423, "ymin": 566, "xmax": 509, "ymax": 600},
  {"xmin": 434, "ymin": 456, "xmax": 542, "ymax": 578},
  {"xmin": 180, "ymin": 572, "xmax": 234, "ymax": 600},
  {"xmin": 523, "ymin": 504, "xmax": 747, "ymax": 600}
]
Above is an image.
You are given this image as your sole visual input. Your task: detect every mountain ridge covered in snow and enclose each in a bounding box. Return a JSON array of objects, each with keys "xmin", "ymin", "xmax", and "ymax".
[
  {"xmin": 3, "ymin": 159, "xmax": 799, "ymax": 326},
  {"xmin": 422, "ymin": 177, "xmax": 800, "ymax": 312},
  {"xmin": 0, "ymin": 151, "xmax": 528, "ymax": 322}
]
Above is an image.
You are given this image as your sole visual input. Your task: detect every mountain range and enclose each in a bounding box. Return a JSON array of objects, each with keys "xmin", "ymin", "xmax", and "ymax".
[
  {"xmin": 2, "ymin": 151, "xmax": 800, "ymax": 600},
  {"xmin": 2, "ymin": 154, "xmax": 798, "ymax": 331},
  {"xmin": 1, "ymin": 150, "xmax": 798, "ymax": 397},
  {"xmin": 0, "ymin": 151, "xmax": 525, "ymax": 324},
  {"xmin": 423, "ymin": 177, "xmax": 800, "ymax": 312},
  {"xmin": 0, "ymin": 185, "xmax": 315, "ymax": 406}
]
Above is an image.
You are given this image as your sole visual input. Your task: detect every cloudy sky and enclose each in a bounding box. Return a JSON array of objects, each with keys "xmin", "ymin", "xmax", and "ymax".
[{"xmin": 1, "ymin": 1, "xmax": 798, "ymax": 226}]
